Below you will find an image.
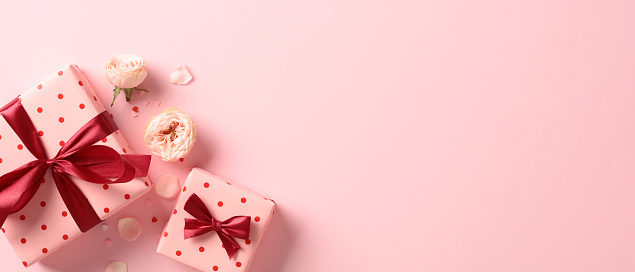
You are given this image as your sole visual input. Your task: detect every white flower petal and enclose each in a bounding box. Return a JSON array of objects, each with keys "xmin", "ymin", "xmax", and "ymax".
[
  {"xmin": 155, "ymin": 175, "xmax": 180, "ymax": 199},
  {"xmin": 105, "ymin": 262, "xmax": 127, "ymax": 272},
  {"xmin": 118, "ymin": 218, "xmax": 142, "ymax": 241},
  {"xmin": 169, "ymin": 64, "xmax": 193, "ymax": 85}
]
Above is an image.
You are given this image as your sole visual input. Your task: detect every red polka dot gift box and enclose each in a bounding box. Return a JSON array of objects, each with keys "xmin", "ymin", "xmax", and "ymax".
[
  {"xmin": 157, "ymin": 168, "xmax": 275, "ymax": 272},
  {"xmin": 0, "ymin": 65, "xmax": 152, "ymax": 267}
]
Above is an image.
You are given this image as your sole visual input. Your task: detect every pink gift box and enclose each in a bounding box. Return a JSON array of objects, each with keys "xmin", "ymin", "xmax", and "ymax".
[
  {"xmin": 0, "ymin": 65, "xmax": 152, "ymax": 267},
  {"xmin": 157, "ymin": 168, "xmax": 275, "ymax": 272}
]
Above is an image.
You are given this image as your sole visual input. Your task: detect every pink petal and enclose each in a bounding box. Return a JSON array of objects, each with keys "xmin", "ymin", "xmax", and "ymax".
[
  {"xmin": 155, "ymin": 175, "xmax": 180, "ymax": 199},
  {"xmin": 143, "ymin": 99, "xmax": 150, "ymax": 106},
  {"xmin": 169, "ymin": 64, "xmax": 193, "ymax": 85},
  {"xmin": 153, "ymin": 100, "xmax": 161, "ymax": 106},
  {"xmin": 105, "ymin": 262, "xmax": 127, "ymax": 272},
  {"xmin": 145, "ymin": 198, "xmax": 152, "ymax": 206},
  {"xmin": 104, "ymin": 239, "xmax": 112, "ymax": 246},
  {"xmin": 131, "ymin": 111, "xmax": 139, "ymax": 118},
  {"xmin": 118, "ymin": 218, "xmax": 142, "ymax": 241}
]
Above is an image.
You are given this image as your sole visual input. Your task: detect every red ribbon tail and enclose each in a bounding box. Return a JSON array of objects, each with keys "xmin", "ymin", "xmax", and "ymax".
[
  {"xmin": 52, "ymin": 172, "xmax": 101, "ymax": 232},
  {"xmin": 217, "ymin": 232, "xmax": 242, "ymax": 259}
]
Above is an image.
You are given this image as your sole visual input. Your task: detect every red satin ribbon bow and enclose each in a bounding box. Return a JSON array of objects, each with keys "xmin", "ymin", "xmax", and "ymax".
[
  {"xmin": 0, "ymin": 97, "xmax": 151, "ymax": 232},
  {"xmin": 184, "ymin": 193, "xmax": 251, "ymax": 259}
]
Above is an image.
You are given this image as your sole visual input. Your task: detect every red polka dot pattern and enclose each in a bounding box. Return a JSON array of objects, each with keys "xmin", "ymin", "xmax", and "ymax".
[
  {"xmin": 176, "ymin": 250, "xmax": 182, "ymax": 256},
  {"xmin": 79, "ymin": 103, "xmax": 85, "ymax": 109},
  {"xmin": 236, "ymin": 262, "xmax": 242, "ymax": 267},
  {"xmin": 179, "ymin": 158, "xmax": 184, "ymax": 162},
  {"xmin": 183, "ymin": 186, "xmax": 187, "ymax": 192},
  {"xmin": 163, "ymin": 232, "xmax": 168, "ymax": 237},
  {"xmin": 199, "ymin": 247, "xmax": 205, "ymax": 252},
  {"xmin": 124, "ymin": 194, "xmax": 130, "ymax": 200},
  {"xmin": 204, "ymin": 182, "xmax": 210, "ymax": 188},
  {"xmin": 104, "ymin": 207, "xmax": 110, "ymax": 213},
  {"xmin": 152, "ymin": 217, "xmax": 158, "ymax": 223},
  {"xmin": 59, "ymin": 141, "xmax": 65, "ymax": 146},
  {"xmin": 241, "ymin": 197, "xmax": 247, "ymax": 203},
  {"xmin": 245, "ymin": 239, "xmax": 251, "ymax": 245},
  {"xmin": 103, "ymin": 184, "xmax": 109, "ymax": 190},
  {"xmin": 173, "ymin": 209, "xmax": 177, "ymax": 214},
  {"xmin": 58, "ymin": 71, "xmax": 63, "ymax": 76},
  {"xmin": 62, "ymin": 211, "xmax": 68, "ymax": 217},
  {"xmin": 102, "ymin": 138, "xmax": 107, "ymax": 143},
  {"xmin": 58, "ymin": 94, "xmax": 64, "ymax": 99},
  {"xmin": 59, "ymin": 117, "xmax": 64, "ymax": 123},
  {"xmin": 37, "ymin": 107, "xmax": 43, "ymax": 113},
  {"xmin": 213, "ymin": 266, "xmax": 218, "ymax": 271},
  {"xmin": 41, "ymin": 225, "xmax": 47, "ymax": 230},
  {"xmin": 42, "ymin": 248, "xmax": 48, "ymax": 253},
  {"xmin": 21, "ymin": 238, "xmax": 26, "ymax": 244},
  {"xmin": 62, "ymin": 234, "xmax": 68, "ymax": 240},
  {"xmin": 37, "ymin": 84, "xmax": 42, "ymax": 89},
  {"xmin": 38, "ymin": 131, "xmax": 44, "ymax": 136},
  {"xmin": 1, "ymin": 228, "xmax": 4, "ymax": 233},
  {"xmin": 19, "ymin": 215, "xmax": 25, "ymax": 220},
  {"xmin": 22, "ymin": 261, "xmax": 27, "ymax": 267},
  {"xmin": 255, "ymin": 216, "xmax": 261, "ymax": 222},
  {"xmin": 217, "ymin": 201, "xmax": 223, "ymax": 207},
  {"xmin": 40, "ymin": 201, "xmax": 46, "ymax": 207},
  {"xmin": 17, "ymin": 144, "xmax": 23, "ymax": 150},
  {"xmin": 79, "ymin": 81, "xmax": 84, "ymax": 86}
]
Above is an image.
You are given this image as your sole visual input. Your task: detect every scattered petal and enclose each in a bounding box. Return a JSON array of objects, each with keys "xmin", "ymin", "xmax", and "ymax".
[
  {"xmin": 132, "ymin": 106, "xmax": 139, "ymax": 113},
  {"xmin": 155, "ymin": 175, "xmax": 180, "ymax": 199},
  {"xmin": 118, "ymin": 218, "xmax": 142, "ymax": 241},
  {"xmin": 153, "ymin": 100, "xmax": 161, "ymax": 106},
  {"xmin": 145, "ymin": 199, "xmax": 152, "ymax": 206},
  {"xmin": 169, "ymin": 64, "xmax": 193, "ymax": 85},
  {"xmin": 105, "ymin": 261, "xmax": 127, "ymax": 272},
  {"xmin": 143, "ymin": 100, "xmax": 150, "ymax": 106},
  {"xmin": 137, "ymin": 90, "xmax": 146, "ymax": 96},
  {"xmin": 131, "ymin": 111, "xmax": 138, "ymax": 118},
  {"xmin": 104, "ymin": 239, "xmax": 112, "ymax": 246},
  {"xmin": 102, "ymin": 224, "xmax": 109, "ymax": 231}
]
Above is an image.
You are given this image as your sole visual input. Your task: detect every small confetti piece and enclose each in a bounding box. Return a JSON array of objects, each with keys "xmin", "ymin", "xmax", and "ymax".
[
  {"xmin": 118, "ymin": 218, "xmax": 142, "ymax": 241},
  {"xmin": 155, "ymin": 175, "xmax": 180, "ymax": 199},
  {"xmin": 102, "ymin": 224, "xmax": 109, "ymax": 231},
  {"xmin": 105, "ymin": 261, "xmax": 127, "ymax": 272},
  {"xmin": 153, "ymin": 100, "xmax": 161, "ymax": 106},
  {"xmin": 143, "ymin": 100, "xmax": 150, "ymax": 106},
  {"xmin": 132, "ymin": 112, "xmax": 138, "ymax": 118}
]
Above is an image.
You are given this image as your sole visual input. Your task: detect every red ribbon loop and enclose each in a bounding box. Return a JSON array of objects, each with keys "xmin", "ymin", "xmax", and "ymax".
[
  {"xmin": 184, "ymin": 193, "xmax": 251, "ymax": 259},
  {"xmin": 0, "ymin": 97, "xmax": 151, "ymax": 232}
]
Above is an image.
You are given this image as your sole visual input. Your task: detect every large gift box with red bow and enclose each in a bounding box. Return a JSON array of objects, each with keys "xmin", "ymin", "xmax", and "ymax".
[
  {"xmin": 0, "ymin": 65, "xmax": 152, "ymax": 267},
  {"xmin": 157, "ymin": 168, "xmax": 275, "ymax": 272}
]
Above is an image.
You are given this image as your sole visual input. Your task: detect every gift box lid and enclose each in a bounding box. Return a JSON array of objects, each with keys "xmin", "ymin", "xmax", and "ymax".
[{"xmin": 157, "ymin": 168, "xmax": 275, "ymax": 272}]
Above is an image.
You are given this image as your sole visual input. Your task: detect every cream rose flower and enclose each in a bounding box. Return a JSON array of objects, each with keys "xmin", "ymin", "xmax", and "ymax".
[
  {"xmin": 144, "ymin": 108, "xmax": 197, "ymax": 162},
  {"xmin": 105, "ymin": 55, "xmax": 148, "ymax": 106}
]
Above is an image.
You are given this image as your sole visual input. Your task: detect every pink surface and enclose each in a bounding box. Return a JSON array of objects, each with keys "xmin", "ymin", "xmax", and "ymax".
[
  {"xmin": 0, "ymin": 1, "xmax": 634, "ymax": 271},
  {"xmin": 157, "ymin": 168, "xmax": 275, "ymax": 272}
]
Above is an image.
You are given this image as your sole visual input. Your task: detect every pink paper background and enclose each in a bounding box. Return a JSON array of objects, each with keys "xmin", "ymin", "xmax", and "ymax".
[{"xmin": 0, "ymin": 1, "xmax": 634, "ymax": 271}]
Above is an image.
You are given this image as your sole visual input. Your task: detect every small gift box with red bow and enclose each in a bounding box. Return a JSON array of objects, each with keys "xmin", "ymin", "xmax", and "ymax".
[
  {"xmin": 157, "ymin": 168, "xmax": 275, "ymax": 272},
  {"xmin": 0, "ymin": 65, "xmax": 152, "ymax": 267}
]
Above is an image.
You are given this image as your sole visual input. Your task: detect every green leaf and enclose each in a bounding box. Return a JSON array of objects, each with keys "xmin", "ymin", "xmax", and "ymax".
[
  {"xmin": 135, "ymin": 88, "xmax": 149, "ymax": 93},
  {"xmin": 111, "ymin": 87, "xmax": 121, "ymax": 106}
]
